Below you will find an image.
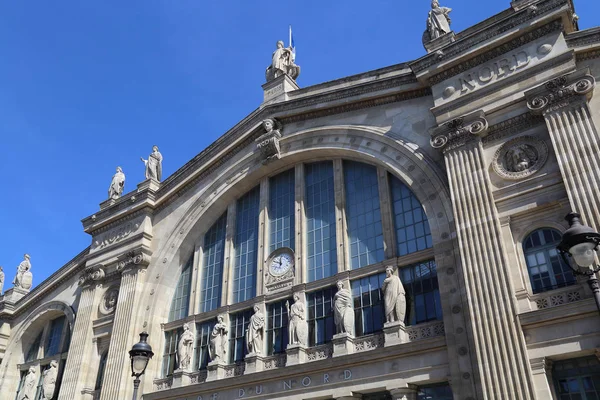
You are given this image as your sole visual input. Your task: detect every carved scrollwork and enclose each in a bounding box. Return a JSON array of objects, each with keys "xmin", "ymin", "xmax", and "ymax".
[
  {"xmin": 492, "ymin": 136, "xmax": 548, "ymax": 180},
  {"xmin": 526, "ymin": 73, "xmax": 595, "ymax": 115},
  {"xmin": 78, "ymin": 265, "xmax": 106, "ymax": 287},
  {"xmin": 116, "ymin": 251, "xmax": 151, "ymax": 272},
  {"xmin": 430, "ymin": 111, "xmax": 489, "ymax": 151}
]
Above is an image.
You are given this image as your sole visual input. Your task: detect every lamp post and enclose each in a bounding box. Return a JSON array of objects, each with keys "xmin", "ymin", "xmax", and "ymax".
[
  {"xmin": 129, "ymin": 331, "xmax": 154, "ymax": 400},
  {"xmin": 557, "ymin": 212, "xmax": 600, "ymax": 313}
]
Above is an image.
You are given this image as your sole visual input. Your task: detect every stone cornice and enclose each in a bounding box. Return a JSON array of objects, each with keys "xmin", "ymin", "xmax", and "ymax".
[
  {"xmin": 525, "ymin": 69, "xmax": 595, "ymax": 115},
  {"xmin": 410, "ymin": 0, "xmax": 572, "ymax": 76},
  {"xmin": 482, "ymin": 113, "xmax": 545, "ymax": 144},
  {"xmin": 430, "ymin": 110, "xmax": 489, "ymax": 152},
  {"xmin": 566, "ymin": 26, "xmax": 600, "ymax": 48}
]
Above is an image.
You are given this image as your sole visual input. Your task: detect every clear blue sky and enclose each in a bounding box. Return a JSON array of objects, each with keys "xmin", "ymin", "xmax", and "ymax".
[{"xmin": 1, "ymin": 0, "xmax": 598, "ymax": 288}]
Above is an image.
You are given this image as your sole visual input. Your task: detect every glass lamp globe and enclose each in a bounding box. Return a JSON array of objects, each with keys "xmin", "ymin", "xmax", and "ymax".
[
  {"xmin": 558, "ymin": 212, "xmax": 600, "ymax": 275},
  {"xmin": 129, "ymin": 332, "xmax": 154, "ymax": 377},
  {"xmin": 571, "ymin": 242, "xmax": 597, "ymax": 268},
  {"xmin": 131, "ymin": 355, "xmax": 149, "ymax": 376}
]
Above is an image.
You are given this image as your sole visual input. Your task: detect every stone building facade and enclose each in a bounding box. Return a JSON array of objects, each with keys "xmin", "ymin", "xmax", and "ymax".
[{"xmin": 2, "ymin": 0, "xmax": 600, "ymax": 399}]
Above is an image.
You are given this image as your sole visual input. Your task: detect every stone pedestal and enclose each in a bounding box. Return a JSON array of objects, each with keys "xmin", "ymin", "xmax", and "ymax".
[
  {"xmin": 424, "ymin": 32, "xmax": 455, "ymax": 54},
  {"xmin": 244, "ymin": 353, "xmax": 265, "ymax": 374},
  {"xmin": 332, "ymin": 333, "xmax": 355, "ymax": 357},
  {"xmin": 2, "ymin": 287, "xmax": 30, "ymax": 303},
  {"xmin": 285, "ymin": 344, "xmax": 307, "ymax": 366},
  {"xmin": 261, "ymin": 74, "xmax": 299, "ymax": 105},
  {"xmin": 383, "ymin": 321, "xmax": 409, "ymax": 347},
  {"xmin": 172, "ymin": 370, "xmax": 194, "ymax": 388},
  {"xmin": 389, "ymin": 385, "xmax": 418, "ymax": 400},
  {"xmin": 206, "ymin": 360, "xmax": 227, "ymax": 381}
]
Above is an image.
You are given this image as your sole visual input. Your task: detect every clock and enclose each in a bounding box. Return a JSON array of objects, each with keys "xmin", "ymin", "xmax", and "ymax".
[{"xmin": 267, "ymin": 247, "xmax": 295, "ymax": 277}]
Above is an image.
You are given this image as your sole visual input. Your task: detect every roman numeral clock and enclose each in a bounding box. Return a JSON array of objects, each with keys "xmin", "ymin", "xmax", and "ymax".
[{"xmin": 264, "ymin": 247, "xmax": 295, "ymax": 292}]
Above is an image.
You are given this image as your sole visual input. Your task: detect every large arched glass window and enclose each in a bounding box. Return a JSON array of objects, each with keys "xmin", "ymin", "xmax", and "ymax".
[
  {"xmin": 168, "ymin": 257, "xmax": 193, "ymax": 322},
  {"xmin": 232, "ymin": 186, "xmax": 260, "ymax": 303},
  {"xmin": 523, "ymin": 228, "xmax": 575, "ymax": 294},
  {"xmin": 269, "ymin": 168, "xmax": 295, "ymax": 252},
  {"xmin": 200, "ymin": 212, "xmax": 227, "ymax": 313}
]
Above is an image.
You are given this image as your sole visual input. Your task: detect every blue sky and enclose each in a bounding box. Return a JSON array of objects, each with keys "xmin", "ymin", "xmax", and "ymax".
[{"xmin": 1, "ymin": 0, "xmax": 598, "ymax": 288}]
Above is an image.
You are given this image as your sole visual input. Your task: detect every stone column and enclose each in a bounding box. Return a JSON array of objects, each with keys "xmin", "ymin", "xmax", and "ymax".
[
  {"xmin": 530, "ymin": 357, "xmax": 555, "ymax": 400},
  {"xmin": 58, "ymin": 266, "xmax": 105, "ymax": 400},
  {"xmin": 430, "ymin": 111, "xmax": 535, "ymax": 400},
  {"xmin": 526, "ymin": 71, "xmax": 599, "ymax": 230},
  {"xmin": 295, "ymin": 163, "xmax": 305, "ymax": 284},
  {"xmin": 221, "ymin": 202, "xmax": 237, "ymax": 306},
  {"xmin": 377, "ymin": 167, "xmax": 397, "ymax": 259},
  {"xmin": 257, "ymin": 178, "xmax": 269, "ymax": 296},
  {"xmin": 333, "ymin": 159, "xmax": 348, "ymax": 272},
  {"xmin": 99, "ymin": 254, "xmax": 149, "ymax": 400}
]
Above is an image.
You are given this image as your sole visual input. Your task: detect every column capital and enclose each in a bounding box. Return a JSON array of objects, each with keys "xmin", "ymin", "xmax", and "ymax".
[
  {"xmin": 526, "ymin": 70, "xmax": 595, "ymax": 115},
  {"xmin": 116, "ymin": 250, "xmax": 151, "ymax": 273},
  {"xmin": 530, "ymin": 356, "xmax": 553, "ymax": 374},
  {"xmin": 78, "ymin": 264, "xmax": 106, "ymax": 287},
  {"xmin": 430, "ymin": 110, "xmax": 489, "ymax": 152}
]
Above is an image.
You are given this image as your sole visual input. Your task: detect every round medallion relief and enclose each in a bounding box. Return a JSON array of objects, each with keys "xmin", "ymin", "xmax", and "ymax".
[
  {"xmin": 99, "ymin": 287, "xmax": 119, "ymax": 316},
  {"xmin": 492, "ymin": 136, "xmax": 548, "ymax": 180}
]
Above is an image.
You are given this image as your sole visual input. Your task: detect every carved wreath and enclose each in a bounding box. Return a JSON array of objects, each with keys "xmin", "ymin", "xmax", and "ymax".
[
  {"xmin": 99, "ymin": 287, "xmax": 120, "ymax": 316},
  {"xmin": 492, "ymin": 136, "xmax": 548, "ymax": 180}
]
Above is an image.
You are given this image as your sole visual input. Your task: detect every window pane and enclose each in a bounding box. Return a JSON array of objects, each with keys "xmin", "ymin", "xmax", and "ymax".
[
  {"xmin": 229, "ymin": 310, "xmax": 253, "ymax": 363},
  {"xmin": 351, "ymin": 273, "xmax": 385, "ymax": 336},
  {"xmin": 233, "ymin": 187, "xmax": 260, "ymax": 303},
  {"xmin": 168, "ymin": 256, "xmax": 193, "ymax": 322},
  {"xmin": 25, "ymin": 332, "xmax": 43, "ymax": 362},
  {"xmin": 200, "ymin": 213, "xmax": 227, "ymax": 313},
  {"xmin": 162, "ymin": 328, "xmax": 182, "ymax": 377},
  {"xmin": 307, "ymin": 287, "xmax": 335, "ymax": 346},
  {"xmin": 269, "ymin": 169, "xmax": 295, "ymax": 252},
  {"xmin": 95, "ymin": 352, "xmax": 108, "ymax": 390},
  {"xmin": 402, "ymin": 260, "xmax": 442, "ymax": 325},
  {"xmin": 390, "ymin": 174, "xmax": 432, "ymax": 257},
  {"xmin": 267, "ymin": 300, "xmax": 290, "ymax": 355},
  {"xmin": 196, "ymin": 320, "xmax": 215, "ymax": 370},
  {"xmin": 305, "ymin": 162, "xmax": 337, "ymax": 281},
  {"xmin": 417, "ymin": 383, "xmax": 453, "ymax": 400},
  {"xmin": 344, "ymin": 161, "xmax": 384, "ymax": 269},
  {"xmin": 45, "ymin": 316, "xmax": 66, "ymax": 357}
]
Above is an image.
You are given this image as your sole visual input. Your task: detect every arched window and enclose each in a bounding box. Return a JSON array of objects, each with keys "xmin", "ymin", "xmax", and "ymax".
[
  {"xmin": 199, "ymin": 212, "xmax": 227, "ymax": 313},
  {"xmin": 523, "ymin": 228, "xmax": 575, "ymax": 293},
  {"xmin": 168, "ymin": 257, "xmax": 193, "ymax": 322}
]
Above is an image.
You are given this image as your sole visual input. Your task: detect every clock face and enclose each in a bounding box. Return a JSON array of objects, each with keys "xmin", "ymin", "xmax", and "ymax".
[{"xmin": 269, "ymin": 250, "xmax": 294, "ymax": 276}]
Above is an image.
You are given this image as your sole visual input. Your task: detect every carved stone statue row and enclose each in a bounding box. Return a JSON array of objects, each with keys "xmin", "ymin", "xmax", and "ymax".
[
  {"xmin": 107, "ymin": 146, "xmax": 163, "ymax": 201},
  {"xmin": 16, "ymin": 361, "xmax": 58, "ymax": 400},
  {"xmin": 0, "ymin": 254, "xmax": 33, "ymax": 296},
  {"xmin": 176, "ymin": 266, "xmax": 406, "ymax": 370}
]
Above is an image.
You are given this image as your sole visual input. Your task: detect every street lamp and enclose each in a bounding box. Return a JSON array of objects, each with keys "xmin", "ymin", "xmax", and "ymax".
[
  {"xmin": 129, "ymin": 331, "xmax": 154, "ymax": 400},
  {"xmin": 557, "ymin": 212, "xmax": 600, "ymax": 313}
]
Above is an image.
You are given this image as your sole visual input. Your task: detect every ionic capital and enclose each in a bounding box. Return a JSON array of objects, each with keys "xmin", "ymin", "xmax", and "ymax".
[
  {"xmin": 116, "ymin": 250, "xmax": 151, "ymax": 273},
  {"xmin": 78, "ymin": 264, "xmax": 106, "ymax": 287},
  {"xmin": 430, "ymin": 110, "xmax": 489, "ymax": 152},
  {"xmin": 526, "ymin": 70, "xmax": 595, "ymax": 116}
]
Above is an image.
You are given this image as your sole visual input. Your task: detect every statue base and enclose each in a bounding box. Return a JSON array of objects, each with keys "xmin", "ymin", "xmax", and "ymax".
[
  {"xmin": 172, "ymin": 369, "xmax": 194, "ymax": 387},
  {"xmin": 100, "ymin": 198, "xmax": 117, "ymax": 210},
  {"xmin": 424, "ymin": 32, "xmax": 455, "ymax": 54},
  {"xmin": 285, "ymin": 344, "xmax": 307, "ymax": 366},
  {"xmin": 206, "ymin": 360, "xmax": 226, "ymax": 381},
  {"xmin": 383, "ymin": 321, "xmax": 409, "ymax": 347},
  {"xmin": 332, "ymin": 333, "xmax": 355, "ymax": 357},
  {"xmin": 244, "ymin": 353, "xmax": 265, "ymax": 374},
  {"xmin": 2, "ymin": 287, "xmax": 30, "ymax": 303},
  {"xmin": 261, "ymin": 74, "xmax": 299, "ymax": 105}
]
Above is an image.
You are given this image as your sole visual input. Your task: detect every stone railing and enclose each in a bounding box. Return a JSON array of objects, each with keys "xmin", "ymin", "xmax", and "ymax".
[
  {"xmin": 153, "ymin": 376, "xmax": 173, "ymax": 391},
  {"xmin": 264, "ymin": 354, "xmax": 286, "ymax": 370},
  {"xmin": 406, "ymin": 321, "xmax": 445, "ymax": 341},
  {"xmin": 532, "ymin": 285, "xmax": 584, "ymax": 310},
  {"xmin": 224, "ymin": 362, "xmax": 245, "ymax": 378},
  {"xmin": 306, "ymin": 343, "xmax": 333, "ymax": 362},
  {"xmin": 355, "ymin": 333, "xmax": 385, "ymax": 353}
]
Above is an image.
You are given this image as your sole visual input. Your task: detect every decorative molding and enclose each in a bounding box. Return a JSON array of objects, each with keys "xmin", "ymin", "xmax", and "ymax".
[
  {"xmin": 406, "ymin": 321, "xmax": 445, "ymax": 341},
  {"xmin": 577, "ymin": 49, "xmax": 600, "ymax": 62},
  {"xmin": 430, "ymin": 110, "xmax": 489, "ymax": 151},
  {"xmin": 566, "ymin": 27, "xmax": 600, "ymax": 48},
  {"xmin": 116, "ymin": 251, "xmax": 151, "ymax": 272},
  {"xmin": 354, "ymin": 333, "xmax": 385, "ymax": 353},
  {"xmin": 483, "ymin": 113, "xmax": 545, "ymax": 144},
  {"xmin": 533, "ymin": 287, "xmax": 583, "ymax": 309},
  {"xmin": 526, "ymin": 71, "xmax": 595, "ymax": 115},
  {"xmin": 92, "ymin": 220, "xmax": 141, "ymax": 250},
  {"xmin": 263, "ymin": 354, "xmax": 286, "ymax": 370},
  {"xmin": 428, "ymin": 20, "xmax": 564, "ymax": 85},
  {"xmin": 492, "ymin": 136, "xmax": 549, "ymax": 180},
  {"xmin": 224, "ymin": 362, "xmax": 245, "ymax": 378},
  {"xmin": 78, "ymin": 265, "xmax": 106, "ymax": 287},
  {"xmin": 153, "ymin": 377, "xmax": 173, "ymax": 391},
  {"xmin": 98, "ymin": 286, "xmax": 119, "ymax": 316},
  {"xmin": 306, "ymin": 343, "xmax": 333, "ymax": 362}
]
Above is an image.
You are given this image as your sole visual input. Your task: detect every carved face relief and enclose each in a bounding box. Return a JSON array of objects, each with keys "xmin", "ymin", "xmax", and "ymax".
[
  {"xmin": 99, "ymin": 288, "xmax": 119, "ymax": 315},
  {"xmin": 492, "ymin": 136, "xmax": 548, "ymax": 180}
]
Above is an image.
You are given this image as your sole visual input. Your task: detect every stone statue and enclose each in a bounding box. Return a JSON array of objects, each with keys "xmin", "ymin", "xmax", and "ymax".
[
  {"xmin": 333, "ymin": 280, "xmax": 355, "ymax": 336},
  {"xmin": 382, "ymin": 266, "xmax": 407, "ymax": 324},
  {"xmin": 246, "ymin": 305, "xmax": 265, "ymax": 355},
  {"xmin": 0, "ymin": 266, "xmax": 4, "ymax": 296},
  {"xmin": 108, "ymin": 167, "xmax": 125, "ymax": 200},
  {"xmin": 140, "ymin": 145, "xmax": 163, "ymax": 181},
  {"xmin": 505, "ymin": 145, "xmax": 536, "ymax": 172},
  {"xmin": 177, "ymin": 323, "xmax": 194, "ymax": 371},
  {"xmin": 13, "ymin": 254, "xmax": 32, "ymax": 290},
  {"xmin": 255, "ymin": 118, "xmax": 283, "ymax": 163},
  {"xmin": 41, "ymin": 360, "xmax": 58, "ymax": 400},
  {"xmin": 17, "ymin": 366, "xmax": 37, "ymax": 400},
  {"xmin": 286, "ymin": 293, "xmax": 308, "ymax": 346},
  {"xmin": 427, "ymin": 0, "xmax": 452, "ymax": 41},
  {"xmin": 209, "ymin": 314, "xmax": 228, "ymax": 362},
  {"xmin": 265, "ymin": 40, "xmax": 300, "ymax": 82}
]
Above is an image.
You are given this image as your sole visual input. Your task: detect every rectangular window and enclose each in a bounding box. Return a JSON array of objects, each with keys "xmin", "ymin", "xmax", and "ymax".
[
  {"xmin": 45, "ymin": 316, "xmax": 66, "ymax": 357},
  {"xmin": 344, "ymin": 161, "xmax": 384, "ymax": 269},
  {"xmin": 162, "ymin": 328, "xmax": 182, "ymax": 377},
  {"xmin": 267, "ymin": 299, "xmax": 290, "ymax": 355},
  {"xmin": 351, "ymin": 273, "xmax": 385, "ymax": 337},
  {"xmin": 25, "ymin": 332, "xmax": 42, "ymax": 362},
  {"xmin": 168, "ymin": 257, "xmax": 193, "ymax": 322},
  {"xmin": 195, "ymin": 321, "xmax": 215, "ymax": 370},
  {"xmin": 553, "ymin": 356, "xmax": 600, "ymax": 399},
  {"xmin": 305, "ymin": 162, "xmax": 337, "ymax": 282},
  {"xmin": 401, "ymin": 260, "xmax": 442, "ymax": 325},
  {"xmin": 307, "ymin": 287, "xmax": 335, "ymax": 346},
  {"xmin": 229, "ymin": 310, "xmax": 253, "ymax": 363},
  {"xmin": 233, "ymin": 186, "xmax": 260, "ymax": 303},
  {"xmin": 417, "ymin": 383, "xmax": 453, "ymax": 400},
  {"xmin": 390, "ymin": 174, "xmax": 432, "ymax": 256},
  {"xmin": 269, "ymin": 169, "xmax": 295, "ymax": 252},
  {"xmin": 200, "ymin": 213, "xmax": 227, "ymax": 312}
]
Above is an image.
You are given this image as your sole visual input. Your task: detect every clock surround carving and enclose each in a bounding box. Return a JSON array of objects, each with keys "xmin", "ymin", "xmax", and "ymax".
[{"xmin": 264, "ymin": 247, "xmax": 295, "ymax": 292}]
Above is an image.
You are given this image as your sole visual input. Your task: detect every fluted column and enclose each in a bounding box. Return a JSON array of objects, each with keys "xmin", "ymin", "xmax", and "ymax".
[
  {"xmin": 99, "ymin": 254, "xmax": 149, "ymax": 400},
  {"xmin": 58, "ymin": 266, "xmax": 105, "ymax": 400},
  {"xmin": 526, "ymin": 70, "xmax": 599, "ymax": 230},
  {"xmin": 431, "ymin": 111, "xmax": 535, "ymax": 400}
]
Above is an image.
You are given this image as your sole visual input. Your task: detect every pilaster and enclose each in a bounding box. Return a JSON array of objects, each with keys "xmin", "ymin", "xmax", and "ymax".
[
  {"xmin": 333, "ymin": 159, "xmax": 348, "ymax": 272},
  {"xmin": 530, "ymin": 357, "xmax": 555, "ymax": 400},
  {"xmin": 431, "ymin": 111, "xmax": 536, "ymax": 399},
  {"xmin": 377, "ymin": 167, "xmax": 397, "ymax": 259},
  {"xmin": 295, "ymin": 164, "xmax": 306, "ymax": 284},
  {"xmin": 526, "ymin": 70, "xmax": 600, "ymax": 232},
  {"xmin": 257, "ymin": 178, "xmax": 269, "ymax": 296},
  {"xmin": 222, "ymin": 202, "xmax": 237, "ymax": 306}
]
